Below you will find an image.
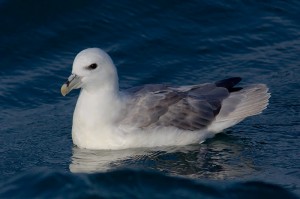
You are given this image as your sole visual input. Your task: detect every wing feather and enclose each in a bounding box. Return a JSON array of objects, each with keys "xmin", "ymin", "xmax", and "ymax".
[{"xmin": 121, "ymin": 83, "xmax": 230, "ymax": 130}]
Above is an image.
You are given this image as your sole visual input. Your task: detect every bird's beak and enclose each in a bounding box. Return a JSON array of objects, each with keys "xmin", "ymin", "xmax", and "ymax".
[{"xmin": 61, "ymin": 74, "xmax": 82, "ymax": 96}]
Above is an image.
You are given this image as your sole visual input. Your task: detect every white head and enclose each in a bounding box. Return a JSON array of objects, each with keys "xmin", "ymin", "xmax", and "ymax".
[{"xmin": 61, "ymin": 48, "xmax": 118, "ymax": 96}]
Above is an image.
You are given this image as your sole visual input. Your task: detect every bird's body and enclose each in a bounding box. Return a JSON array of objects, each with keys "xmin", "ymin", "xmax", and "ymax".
[{"xmin": 61, "ymin": 48, "xmax": 270, "ymax": 150}]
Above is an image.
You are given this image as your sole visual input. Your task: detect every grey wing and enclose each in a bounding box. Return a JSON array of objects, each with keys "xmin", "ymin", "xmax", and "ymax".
[{"xmin": 121, "ymin": 83, "xmax": 230, "ymax": 131}]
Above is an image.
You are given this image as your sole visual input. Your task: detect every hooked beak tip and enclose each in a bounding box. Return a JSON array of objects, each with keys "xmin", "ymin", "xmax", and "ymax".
[{"xmin": 61, "ymin": 84, "xmax": 69, "ymax": 96}]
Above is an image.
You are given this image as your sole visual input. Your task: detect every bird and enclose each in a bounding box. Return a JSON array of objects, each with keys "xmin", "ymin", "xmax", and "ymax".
[{"xmin": 61, "ymin": 48, "xmax": 270, "ymax": 150}]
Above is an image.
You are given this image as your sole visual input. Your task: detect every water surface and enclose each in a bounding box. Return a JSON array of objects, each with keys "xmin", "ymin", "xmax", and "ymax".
[{"xmin": 0, "ymin": 0, "xmax": 299, "ymax": 197}]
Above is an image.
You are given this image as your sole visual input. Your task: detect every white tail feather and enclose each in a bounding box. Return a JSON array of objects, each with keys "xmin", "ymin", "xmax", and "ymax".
[{"xmin": 208, "ymin": 84, "xmax": 270, "ymax": 133}]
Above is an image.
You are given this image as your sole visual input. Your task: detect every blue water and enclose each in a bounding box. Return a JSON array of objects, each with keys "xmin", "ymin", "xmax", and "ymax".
[{"xmin": 0, "ymin": 0, "xmax": 299, "ymax": 198}]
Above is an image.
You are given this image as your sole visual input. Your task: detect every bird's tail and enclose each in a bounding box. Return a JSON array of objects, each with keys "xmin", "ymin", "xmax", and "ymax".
[{"xmin": 208, "ymin": 84, "xmax": 270, "ymax": 133}]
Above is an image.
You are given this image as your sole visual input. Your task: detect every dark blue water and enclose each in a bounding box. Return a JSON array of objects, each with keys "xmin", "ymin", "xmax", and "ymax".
[
  {"xmin": 0, "ymin": 0, "xmax": 299, "ymax": 198},
  {"xmin": 0, "ymin": 169, "xmax": 298, "ymax": 199}
]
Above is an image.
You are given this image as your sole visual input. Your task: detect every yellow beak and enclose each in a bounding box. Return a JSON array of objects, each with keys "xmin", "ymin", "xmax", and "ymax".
[{"xmin": 61, "ymin": 74, "xmax": 82, "ymax": 96}]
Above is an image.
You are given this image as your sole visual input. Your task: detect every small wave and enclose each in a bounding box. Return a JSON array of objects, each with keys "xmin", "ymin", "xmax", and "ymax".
[{"xmin": 0, "ymin": 169, "xmax": 297, "ymax": 199}]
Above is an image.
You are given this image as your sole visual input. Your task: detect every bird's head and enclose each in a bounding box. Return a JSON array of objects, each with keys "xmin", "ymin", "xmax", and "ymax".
[{"xmin": 61, "ymin": 48, "xmax": 118, "ymax": 96}]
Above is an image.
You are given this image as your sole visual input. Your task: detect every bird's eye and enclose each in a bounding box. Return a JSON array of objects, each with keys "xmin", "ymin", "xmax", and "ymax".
[{"xmin": 88, "ymin": 63, "xmax": 98, "ymax": 70}]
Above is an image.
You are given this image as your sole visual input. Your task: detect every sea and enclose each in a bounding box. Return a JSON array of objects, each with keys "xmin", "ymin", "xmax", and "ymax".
[{"xmin": 0, "ymin": 0, "xmax": 299, "ymax": 198}]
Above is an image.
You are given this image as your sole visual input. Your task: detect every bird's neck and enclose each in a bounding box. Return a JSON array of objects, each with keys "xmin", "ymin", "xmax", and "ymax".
[{"xmin": 76, "ymin": 84, "xmax": 121, "ymax": 121}]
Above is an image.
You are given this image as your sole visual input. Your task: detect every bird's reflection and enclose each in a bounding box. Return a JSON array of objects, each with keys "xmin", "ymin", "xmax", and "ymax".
[
  {"xmin": 70, "ymin": 147, "xmax": 151, "ymax": 173},
  {"xmin": 70, "ymin": 132, "xmax": 258, "ymax": 180}
]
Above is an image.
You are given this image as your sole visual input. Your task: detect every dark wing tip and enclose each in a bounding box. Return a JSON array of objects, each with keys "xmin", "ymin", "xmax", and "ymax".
[{"xmin": 215, "ymin": 77, "xmax": 242, "ymax": 92}]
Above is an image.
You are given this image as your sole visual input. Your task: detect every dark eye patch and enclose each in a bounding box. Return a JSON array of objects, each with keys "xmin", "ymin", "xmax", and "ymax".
[{"xmin": 87, "ymin": 63, "xmax": 98, "ymax": 70}]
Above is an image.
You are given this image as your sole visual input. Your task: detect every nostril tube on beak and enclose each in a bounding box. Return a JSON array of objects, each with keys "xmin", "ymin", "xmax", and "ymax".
[{"xmin": 66, "ymin": 80, "xmax": 70, "ymax": 87}]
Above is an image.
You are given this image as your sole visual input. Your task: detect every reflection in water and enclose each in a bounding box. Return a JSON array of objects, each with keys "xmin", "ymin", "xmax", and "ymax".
[
  {"xmin": 70, "ymin": 133, "xmax": 257, "ymax": 180},
  {"xmin": 70, "ymin": 147, "xmax": 151, "ymax": 173}
]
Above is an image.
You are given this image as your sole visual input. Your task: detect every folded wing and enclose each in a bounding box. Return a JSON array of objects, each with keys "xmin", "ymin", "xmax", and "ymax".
[{"xmin": 121, "ymin": 77, "xmax": 246, "ymax": 131}]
